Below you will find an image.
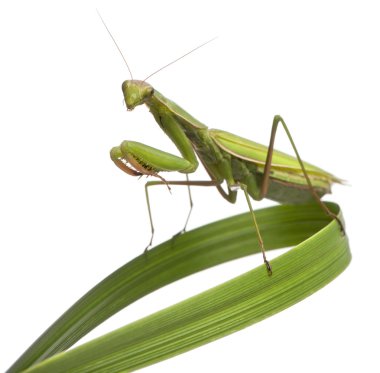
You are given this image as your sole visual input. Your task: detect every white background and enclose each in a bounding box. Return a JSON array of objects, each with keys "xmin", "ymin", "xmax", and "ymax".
[{"xmin": 1, "ymin": 1, "xmax": 379, "ymax": 372}]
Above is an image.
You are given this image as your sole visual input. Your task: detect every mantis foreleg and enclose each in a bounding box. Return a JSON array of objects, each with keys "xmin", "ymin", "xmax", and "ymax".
[{"xmin": 261, "ymin": 115, "xmax": 345, "ymax": 233}]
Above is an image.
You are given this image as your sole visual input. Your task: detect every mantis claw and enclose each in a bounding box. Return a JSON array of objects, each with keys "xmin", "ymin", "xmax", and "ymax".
[
  {"xmin": 264, "ymin": 259, "xmax": 273, "ymax": 276},
  {"xmin": 144, "ymin": 243, "xmax": 151, "ymax": 254},
  {"xmin": 153, "ymin": 174, "xmax": 171, "ymax": 193},
  {"xmin": 144, "ymin": 228, "xmax": 154, "ymax": 254},
  {"xmin": 336, "ymin": 217, "xmax": 346, "ymax": 236},
  {"xmin": 173, "ymin": 229, "xmax": 185, "ymax": 238},
  {"xmin": 169, "ymin": 229, "xmax": 186, "ymax": 249}
]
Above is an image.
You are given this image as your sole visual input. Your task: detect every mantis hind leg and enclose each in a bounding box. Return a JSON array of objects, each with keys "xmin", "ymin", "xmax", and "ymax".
[
  {"xmin": 237, "ymin": 183, "xmax": 272, "ymax": 276},
  {"xmin": 260, "ymin": 115, "xmax": 345, "ymax": 233}
]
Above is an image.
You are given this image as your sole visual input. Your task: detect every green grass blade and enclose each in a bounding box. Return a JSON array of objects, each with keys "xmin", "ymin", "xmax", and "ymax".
[{"xmin": 8, "ymin": 203, "xmax": 350, "ymax": 373}]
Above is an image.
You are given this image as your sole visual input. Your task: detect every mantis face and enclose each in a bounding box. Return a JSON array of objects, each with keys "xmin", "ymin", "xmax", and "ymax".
[{"xmin": 121, "ymin": 80, "xmax": 154, "ymax": 111}]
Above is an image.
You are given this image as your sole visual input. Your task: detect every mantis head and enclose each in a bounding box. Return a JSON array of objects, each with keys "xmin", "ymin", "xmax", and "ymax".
[
  {"xmin": 121, "ymin": 80, "xmax": 154, "ymax": 111},
  {"xmin": 98, "ymin": 11, "xmax": 215, "ymax": 112}
]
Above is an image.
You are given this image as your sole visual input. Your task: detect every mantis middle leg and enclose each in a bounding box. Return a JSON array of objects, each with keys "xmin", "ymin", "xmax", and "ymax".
[{"xmin": 144, "ymin": 178, "xmax": 234, "ymax": 251}]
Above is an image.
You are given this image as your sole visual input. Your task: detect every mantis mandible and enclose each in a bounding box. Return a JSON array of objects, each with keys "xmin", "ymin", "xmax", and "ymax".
[{"xmin": 100, "ymin": 15, "xmax": 344, "ymax": 275}]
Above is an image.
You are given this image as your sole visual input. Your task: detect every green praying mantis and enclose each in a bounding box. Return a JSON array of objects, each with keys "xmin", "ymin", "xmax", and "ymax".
[{"xmin": 100, "ymin": 16, "xmax": 344, "ymax": 275}]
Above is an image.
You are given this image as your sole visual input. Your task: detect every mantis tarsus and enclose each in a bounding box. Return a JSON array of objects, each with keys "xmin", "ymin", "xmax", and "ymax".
[{"xmin": 101, "ymin": 16, "xmax": 344, "ymax": 276}]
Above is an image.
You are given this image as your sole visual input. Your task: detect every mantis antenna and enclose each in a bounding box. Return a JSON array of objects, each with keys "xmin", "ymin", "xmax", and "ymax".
[
  {"xmin": 97, "ymin": 10, "xmax": 216, "ymax": 82},
  {"xmin": 97, "ymin": 9, "xmax": 134, "ymax": 80},
  {"xmin": 143, "ymin": 37, "xmax": 218, "ymax": 81}
]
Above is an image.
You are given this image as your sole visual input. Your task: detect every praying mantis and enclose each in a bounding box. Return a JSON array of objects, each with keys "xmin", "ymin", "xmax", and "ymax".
[{"xmin": 100, "ymin": 16, "xmax": 344, "ymax": 275}]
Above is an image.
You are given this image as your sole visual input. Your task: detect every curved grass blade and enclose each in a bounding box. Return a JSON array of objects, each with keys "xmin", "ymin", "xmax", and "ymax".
[{"xmin": 8, "ymin": 203, "xmax": 350, "ymax": 372}]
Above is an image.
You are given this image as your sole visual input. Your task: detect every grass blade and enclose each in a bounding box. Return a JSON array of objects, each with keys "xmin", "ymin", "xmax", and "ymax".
[{"xmin": 8, "ymin": 203, "xmax": 350, "ymax": 372}]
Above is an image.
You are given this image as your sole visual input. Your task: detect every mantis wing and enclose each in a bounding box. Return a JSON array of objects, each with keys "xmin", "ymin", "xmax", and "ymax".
[{"xmin": 209, "ymin": 129, "xmax": 342, "ymax": 187}]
